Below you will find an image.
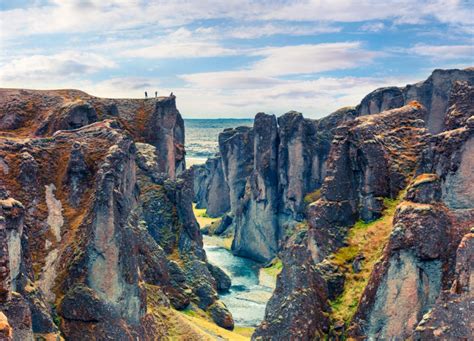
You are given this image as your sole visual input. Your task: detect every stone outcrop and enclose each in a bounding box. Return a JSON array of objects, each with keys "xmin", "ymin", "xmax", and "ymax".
[
  {"xmin": 278, "ymin": 107, "xmax": 358, "ymax": 221},
  {"xmin": 252, "ymin": 68, "xmax": 473, "ymax": 339},
  {"xmin": 348, "ymin": 78, "xmax": 474, "ymax": 340},
  {"xmin": 211, "ymin": 108, "xmax": 357, "ymax": 262},
  {"xmin": 306, "ymin": 103, "xmax": 428, "ymax": 257},
  {"xmin": 413, "ymin": 230, "xmax": 473, "ymax": 340},
  {"xmin": 0, "ymin": 89, "xmax": 233, "ymax": 339},
  {"xmin": 253, "ymin": 102, "xmax": 429, "ymax": 339},
  {"xmin": 192, "ymin": 156, "xmax": 230, "ymax": 217},
  {"xmin": 252, "ymin": 229, "xmax": 329, "ymax": 340},
  {"xmin": 0, "ymin": 89, "xmax": 185, "ymax": 178},
  {"xmin": 357, "ymin": 68, "xmax": 474, "ymax": 133},
  {"xmin": 196, "ymin": 70, "xmax": 474, "ymax": 264},
  {"xmin": 231, "ymin": 113, "xmax": 280, "ymax": 262}
]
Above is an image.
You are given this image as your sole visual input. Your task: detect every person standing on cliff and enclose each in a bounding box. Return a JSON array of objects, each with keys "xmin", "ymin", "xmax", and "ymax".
[
  {"xmin": 145, "ymin": 91, "xmax": 148, "ymax": 99},
  {"xmin": 155, "ymin": 91, "xmax": 157, "ymax": 98}
]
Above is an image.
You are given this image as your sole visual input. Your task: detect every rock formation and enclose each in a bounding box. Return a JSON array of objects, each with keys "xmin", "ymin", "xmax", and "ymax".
[
  {"xmin": 357, "ymin": 68, "xmax": 474, "ymax": 133},
  {"xmin": 1, "ymin": 66, "xmax": 472, "ymax": 340},
  {"xmin": 195, "ymin": 68, "xmax": 473, "ymax": 264},
  {"xmin": 253, "ymin": 69, "xmax": 474, "ymax": 339},
  {"xmin": 0, "ymin": 89, "xmax": 233, "ymax": 340},
  {"xmin": 192, "ymin": 156, "xmax": 230, "ymax": 217}
]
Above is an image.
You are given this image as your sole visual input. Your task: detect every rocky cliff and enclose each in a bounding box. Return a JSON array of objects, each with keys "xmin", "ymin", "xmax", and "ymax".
[
  {"xmin": 253, "ymin": 71, "xmax": 474, "ymax": 340},
  {"xmin": 193, "ymin": 156, "xmax": 230, "ymax": 218},
  {"xmin": 192, "ymin": 68, "xmax": 473, "ymax": 339},
  {"xmin": 194, "ymin": 107, "xmax": 357, "ymax": 262},
  {"xmin": 0, "ymin": 89, "xmax": 233, "ymax": 340},
  {"xmin": 195, "ymin": 68, "xmax": 473, "ymax": 265},
  {"xmin": 357, "ymin": 68, "xmax": 474, "ymax": 133}
]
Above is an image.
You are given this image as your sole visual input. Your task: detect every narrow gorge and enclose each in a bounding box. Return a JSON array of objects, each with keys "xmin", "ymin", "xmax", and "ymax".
[
  {"xmin": 194, "ymin": 68, "xmax": 474, "ymax": 340},
  {"xmin": 1, "ymin": 67, "xmax": 473, "ymax": 340}
]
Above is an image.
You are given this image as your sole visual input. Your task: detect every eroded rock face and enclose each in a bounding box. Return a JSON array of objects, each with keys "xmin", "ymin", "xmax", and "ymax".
[
  {"xmin": 253, "ymin": 104, "xmax": 429, "ymax": 339},
  {"xmin": 219, "ymin": 126, "xmax": 255, "ymax": 216},
  {"xmin": 252, "ymin": 230, "xmax": 329, "ymax": 340},
  {"xmin": 307, "ymin": 104, "xmax": 428, "ymax": 257},
  {"xmin": 444, "ymin": 81, "xmax": 474, "ymax": 130},
  {"xmin": 0, "ymin": 198, "xmax": 40, "ymax": 341},
  {"xmin": 413, "ymin": 231, "xmax": 473, "ymax": 340},
  {"xmin": 0, "ymin": 90, "xmax": 232, "ymax": 338},
  {"xmin": 0, "ymin": 89, "xmax": 185, "ymax": 178},
  {"xmin": 192, "ymin": 156, "xmax": 230, "ymax": 218},
  {"xmin": 232, "ymin": 113, "xmax": 280, "ymax": 262},
  {"xmin": 36, "ymin": 101, "xmax": 98, "ymax": 135},
  {"xmin": 350, "ymin": 98, "xmax": 474, "ymax": 339},
  {"xmin": 350, "ymin": 179, "xmax": 449, "ymax": 339},
  {"xmin": 357, "ymin": 68, "xmax": 474, "ymax": 133}
]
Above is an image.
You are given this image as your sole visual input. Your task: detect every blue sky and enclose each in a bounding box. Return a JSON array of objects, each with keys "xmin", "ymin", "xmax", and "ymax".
[{"xmin": 0, "ymin": 1, "xmax": 473, "ymax": 118}]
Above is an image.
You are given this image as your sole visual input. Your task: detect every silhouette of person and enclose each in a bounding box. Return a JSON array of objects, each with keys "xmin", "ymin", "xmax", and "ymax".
[
  {"xmin": 170, "ymin": 92, "xmax": 174, "ymax": 97},
  {"xmin": 155, "ymin": 91, "xmax": 157, "ymax": 98},
  {"xmin": 145, "ymin": 91, "xmax": 148, "ymax": 98}
]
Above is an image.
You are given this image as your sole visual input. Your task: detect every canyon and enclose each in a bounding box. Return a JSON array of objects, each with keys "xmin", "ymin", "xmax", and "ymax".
[
  {"xmin": 0, "ymin": 67, "xmax": 473, "ymax": 340},
  {"xmin": 194, "ymin": 68, "xmax": 474, "ymax": 340}
]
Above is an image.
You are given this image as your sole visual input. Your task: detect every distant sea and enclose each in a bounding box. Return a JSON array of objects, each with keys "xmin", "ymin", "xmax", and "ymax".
[{"xmin": 184, "ymin": 119, "xmax": 253, "ymax": 167}]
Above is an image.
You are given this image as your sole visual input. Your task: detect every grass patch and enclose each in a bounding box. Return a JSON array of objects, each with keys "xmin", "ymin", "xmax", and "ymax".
[
  {"xmin": 234, "ymin": 326, "xmax": 255, "ymax": 338},
  {"xmin": 182, "ymin": 307, "xmax": 198, "ymax": 317},
  {"xmin": 193, "ymin": 203, "xmax": 220, "ymax": 228},
  {"xmin": 262, "ymin": 258, "xmax": 283, "ymax": 278},
  {"xmin": 259, "ymin": 257, "xmax": 283, "ymax": 289},
  {"xmin": 204, "ymin": 234, "xmax": 234, "ymax": 251},
  {"xmin": 329, "ymin": 195, "xmax": 402, "ymax": 324},
  {"xmin": 145, "ymin": 284, "xmax": 251, "ymax": 340},
  {"xmin": 178, "ymin": 310, "xmax": 251, "ymax": 340}
]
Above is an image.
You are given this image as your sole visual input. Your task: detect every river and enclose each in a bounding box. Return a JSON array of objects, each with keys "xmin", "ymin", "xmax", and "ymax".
[{"xmin": 203, "ymin": 235, "xmax": 274, "ymax": 327}]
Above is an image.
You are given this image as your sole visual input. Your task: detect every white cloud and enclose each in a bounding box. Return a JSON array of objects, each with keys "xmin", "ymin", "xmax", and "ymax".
[
  {"xmin": 251, "ymin": 42, "xmax": 379, "ymax": 76},
  {"xmin": 179, "ymin": 42, "xmax": 379, "ymax": 91},
  {"xmin": 408, "ymin": 44, "xmax": 474, "ymax": 60},
  {"xmin": 1, "ymin": 0, "xmax": 472, "ymax": 40},
  {"xmin": 181, "ymin": 71, "xmax": 283, "ymax": 89},
  {"xmin": 226, "ymin": 23, "xmax": 341, "ymax": 39},
  {"xmin": 0, "ymin": 51, "xmax": 116, "ymax": 83},
  {"xmin": 360, "ymin": 22, "xmax": 386, "ymax": 32},
  {"xmin": 120, "ymin": 28, "xmax": 237, "ymax": 58}
]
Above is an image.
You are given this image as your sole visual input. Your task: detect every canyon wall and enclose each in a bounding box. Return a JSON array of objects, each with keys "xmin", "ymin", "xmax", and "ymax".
[
  {"xmin": 195, "ymin": 108, "xmax": 357, "ymax": 262},
  {"xmin": 0, "ymin": 89, "xmax": 232, "ymax": 340},
  {"xmin": 254, "ymin": 71, "xmax": 474, "ymax": 340},
  {"xmin": 357, "ymin": 68, "xmax": 474, "ymax": 133},
  {"xmin": 192, "ymin": 68, "xmax": 473, "ymax": 339},
  {"xmin": 195, "ymin": 68, "xmax": 474, "ymax": 266}
]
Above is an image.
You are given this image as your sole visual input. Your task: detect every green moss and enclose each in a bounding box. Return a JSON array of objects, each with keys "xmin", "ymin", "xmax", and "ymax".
[
  {"xmin": 304, "ymin": 188, "xmax": 321, "ymax": 204},
  {"xmin": 192, "ymin": 203, "xmax": 220, "ymax": 229},
  {"xmin": 262, "ymin": 258, "xmax": 283, "ymax": 278},
  {"xmin": 182, "ymin": 307, "xmax": 198, "ymax": 317},
  {"xmin": 329, "ymin": 194, "xmax": 403, "ymax": 325},
  {"xmin": 50, "ymin": 303, "xmax": 61, "ymax": 327}
]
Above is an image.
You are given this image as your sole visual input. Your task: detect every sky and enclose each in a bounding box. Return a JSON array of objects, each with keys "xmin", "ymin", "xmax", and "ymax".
[{"xmin": 0, "ymin": 0, "xmax": 473, "ymax": 118}]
